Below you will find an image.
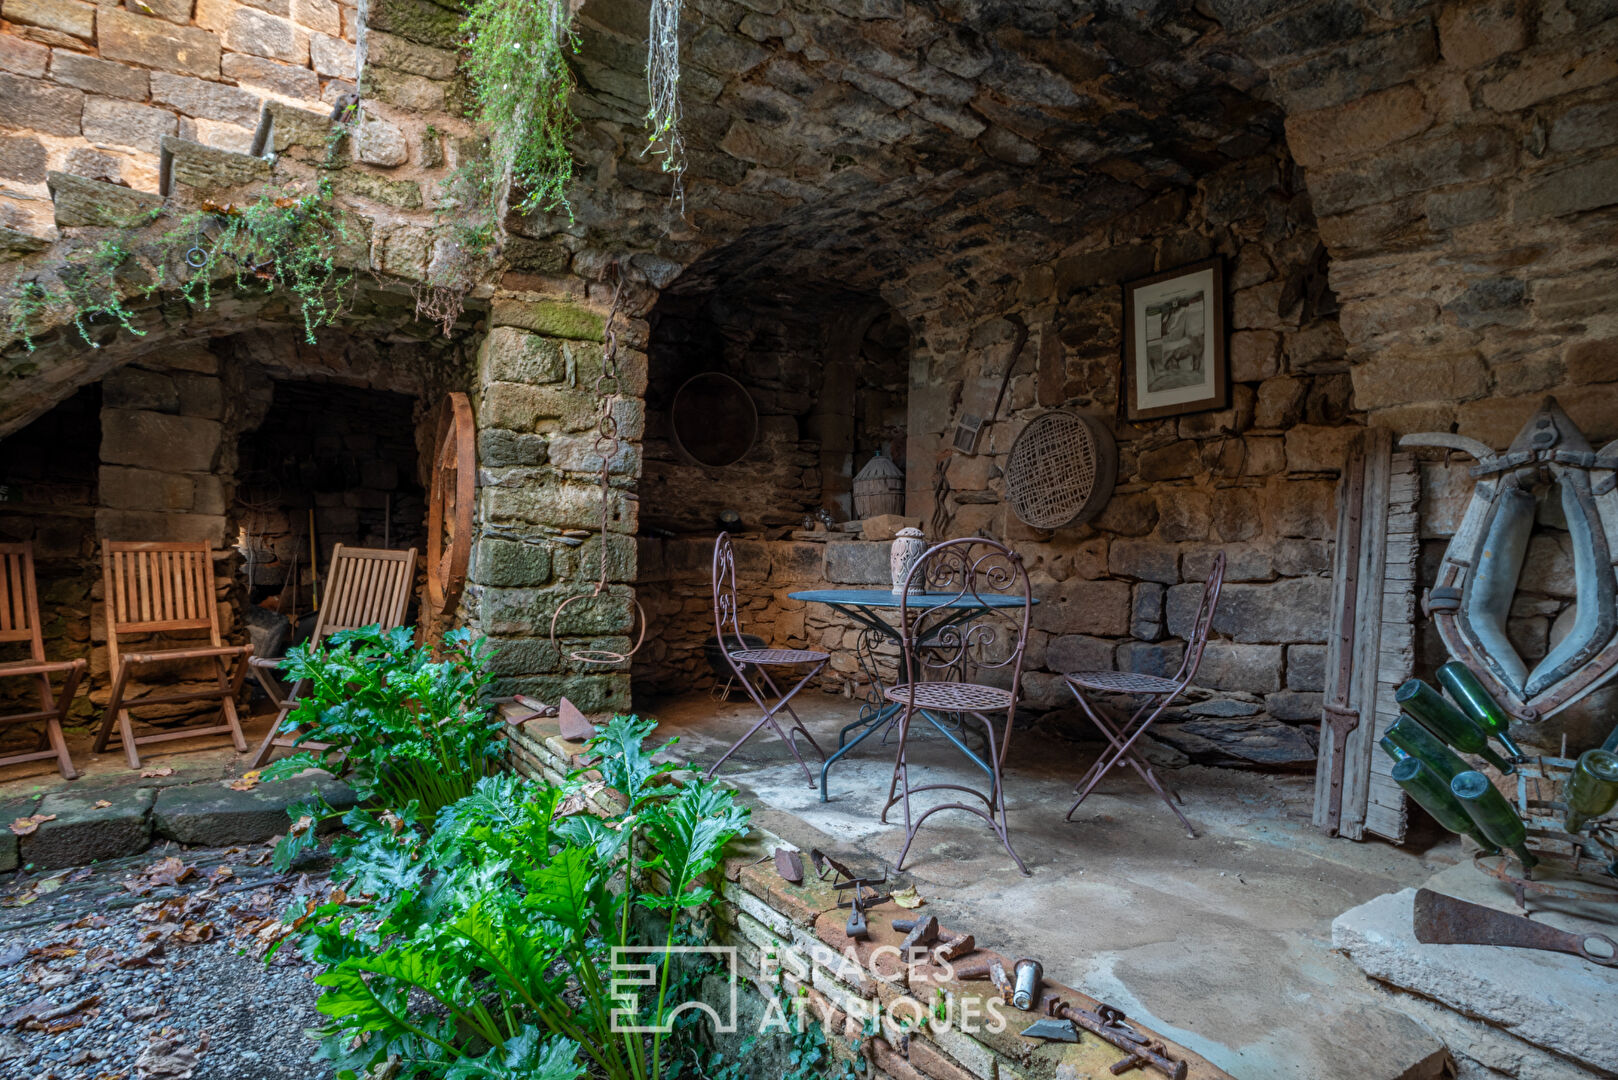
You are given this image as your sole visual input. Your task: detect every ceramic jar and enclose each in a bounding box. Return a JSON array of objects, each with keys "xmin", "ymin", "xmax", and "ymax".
[{"xmin": 891, "ymin": 527, "xmax": 926, "ymax": 594}]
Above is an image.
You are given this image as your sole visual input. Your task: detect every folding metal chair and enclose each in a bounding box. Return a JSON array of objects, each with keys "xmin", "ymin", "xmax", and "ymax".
[
  {"xmin": 881, "ymin": 537, "xmax": 1032, "ymax": 875},
  {"xmin": 1061, "ymin": 550, "xmax": 1225, "ymax": 838},
  {"xmin": 707, "ymin": 532, "xmax": 828, "ymax": 787},
  {"xmin": 0, "ymin": 542, "xmax": 86, "ymax": 779},
  {"xmin": 248, "ymin": 544, "xmax": 417, "ymax": 768},
  {"xmin": 96, "ymin": 541, "xmax": 253, "ymax": 769}
]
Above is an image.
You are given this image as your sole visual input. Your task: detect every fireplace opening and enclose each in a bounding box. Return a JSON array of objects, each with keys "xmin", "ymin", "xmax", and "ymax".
[{"xmin": 233, "ymin": 380, "xmax": 428, "ymax": 644}]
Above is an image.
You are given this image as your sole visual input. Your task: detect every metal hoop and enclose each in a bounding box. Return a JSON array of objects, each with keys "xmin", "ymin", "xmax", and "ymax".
[{"xmin": 548, "ymin": 591, "xmax": 648, "ymax": 665}]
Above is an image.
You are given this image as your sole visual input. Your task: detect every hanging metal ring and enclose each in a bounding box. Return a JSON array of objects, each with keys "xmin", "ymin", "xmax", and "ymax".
[
  {"xmin": 184, "ymin": 246, "xmax": 210, "ymax": 269},
  {"xmin": 549, "ymin": 591, "xmax": 648, "ymax": 665}
]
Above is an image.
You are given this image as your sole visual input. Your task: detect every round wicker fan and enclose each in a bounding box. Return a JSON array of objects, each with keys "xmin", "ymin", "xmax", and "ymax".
[{"xmin": 1004, "ymin": 411, "xmax": 1117, "ymax": 529}]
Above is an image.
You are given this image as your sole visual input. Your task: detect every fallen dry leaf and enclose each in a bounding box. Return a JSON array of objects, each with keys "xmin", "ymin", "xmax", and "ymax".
[
  {"xmin": 139, "ymin": 767, "xmax": 175, "ymax": 778},
  {"xmin": 226, "ymin": 770, "xmax": 262, "ymax": 791},
  {"xmin": 9, "ymin": 814, "xmax": 56, "ymax": 836},
  {"xmin": 126, "ymin": 1004, "xmax": 166, "ymax": 1022},
  {"xmin": 134, "ymin": 1034, "xmax": 199, "ymax": 1079},
  {"xmin": 891, "ymin": 886, "xmax": 925, "ymax": 909},
  {"xmin": 33, "ymin": 876, "xmax": 66, "ymax": 896},
  {"xmin": 207, "ymin": 866, "xmax": 233, "ymax": 885},
  {"xmin": 93, "ymin": 800, "xmax": 112, "ymax": 809}
]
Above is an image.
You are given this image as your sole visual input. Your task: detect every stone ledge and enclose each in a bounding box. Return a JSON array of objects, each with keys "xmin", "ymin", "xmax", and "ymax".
[{"xmin": 1332, "ymin": 887, "xmax": 1618, "ymax": 1071}]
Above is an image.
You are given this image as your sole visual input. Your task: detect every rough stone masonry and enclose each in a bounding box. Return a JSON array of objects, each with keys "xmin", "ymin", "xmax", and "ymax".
[{"xmin": 1, "ymin": 0, "xmax": 1616, "ymax": 762}]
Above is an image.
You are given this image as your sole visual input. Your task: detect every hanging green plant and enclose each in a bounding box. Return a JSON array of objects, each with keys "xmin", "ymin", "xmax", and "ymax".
[
  {"xmin": 1, "ymin": 181, "xmax": 352, "ymax": 354},
  {"xmin": 460, "ymin": 0, "xmax": 578, "ymax": 216},
  {"xmin": 158, "ymin": 181, "xmax": 353, "ymax": 343}
]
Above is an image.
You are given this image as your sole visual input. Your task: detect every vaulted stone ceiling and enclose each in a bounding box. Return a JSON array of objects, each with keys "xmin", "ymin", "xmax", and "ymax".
[{"xmin": 523, "ymin": 0, "xmax": 1286, "ymax": 301}]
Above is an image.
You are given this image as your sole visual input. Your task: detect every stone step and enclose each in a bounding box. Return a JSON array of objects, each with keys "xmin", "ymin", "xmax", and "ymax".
[
  {"xmin": 2, "ymin": 772, "xmax": 354, "ymax": 871},
  {"xmin": 159, "ymin": 135, "xmax": 272, "ymax": 198},
  {"xmin": 46, "ymin": 170, "xmax": 164, "ymax": 229}
]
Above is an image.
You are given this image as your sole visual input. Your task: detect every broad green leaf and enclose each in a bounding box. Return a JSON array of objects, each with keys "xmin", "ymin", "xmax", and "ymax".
[{"xmin": 445, "ymin": 1028, "xmax": 583, "ymax": 1080}]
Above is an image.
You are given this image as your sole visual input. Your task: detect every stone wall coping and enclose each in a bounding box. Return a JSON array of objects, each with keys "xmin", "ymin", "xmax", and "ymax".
[{"xmin": 500, "ymin": 707, "xmax": 1233, "ymax": 1080}]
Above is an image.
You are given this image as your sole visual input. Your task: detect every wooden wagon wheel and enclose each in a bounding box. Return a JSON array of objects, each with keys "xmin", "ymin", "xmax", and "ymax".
[{"xmin": 427, "ymin": 392, "xmax": 475, "ymax": 619}]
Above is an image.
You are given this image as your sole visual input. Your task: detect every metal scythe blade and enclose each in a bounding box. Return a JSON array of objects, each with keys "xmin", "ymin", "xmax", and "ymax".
[{"xmin": 1411, "ymin": 889, "xmax": 1618, "ymax": 967}]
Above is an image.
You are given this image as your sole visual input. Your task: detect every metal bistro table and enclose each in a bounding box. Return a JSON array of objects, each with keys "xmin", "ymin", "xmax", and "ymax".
[{"xmin": 789, "ymin": 587, "xmax": 1035, "ymax": 802}]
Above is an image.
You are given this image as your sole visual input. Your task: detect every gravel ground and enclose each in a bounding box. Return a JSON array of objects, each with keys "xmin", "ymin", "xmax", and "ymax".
[{"xmin": 0, "ymin": 845, "xmax": 331, "ymax": 1080}]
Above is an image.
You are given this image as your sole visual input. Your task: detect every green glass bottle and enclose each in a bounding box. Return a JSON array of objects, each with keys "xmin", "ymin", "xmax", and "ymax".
[
  {"xmin": 1378, "ymin": 735, "xmax": 1410, "ymax": 764},
  {"xmin": 1395, "ymin": 678, "xmax": 1515, "ymax": 774},
  {"xmin": 1436, "ymin": 661, "xmax": 1525, "ymax": 760},
  {"xmin": 1451, "ymin": 770, "xmax": 1537, "ymax": 872},
  {"xmin": 1390, "ymin": 757, "xmax": 1500, "ymax": 854},
  {"xmin": 1564, "ymin": 749, "xmax": 1618, "ymax": 833},
  {"xmin": 1384, "ymin": 715, "xmax": 1470, "ymax": 782}
]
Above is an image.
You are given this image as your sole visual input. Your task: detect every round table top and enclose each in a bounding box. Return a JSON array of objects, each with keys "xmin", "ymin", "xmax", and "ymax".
[{"xmin": 788, "ymin": 588, "xmax": 1034, "ymax": 608}]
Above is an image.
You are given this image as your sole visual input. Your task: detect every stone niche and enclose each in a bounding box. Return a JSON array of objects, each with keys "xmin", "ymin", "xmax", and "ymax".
[
  {"xmin": 0, "ymin": 326, "xmax": 454, "ymax": 740},
  {"xmin": 632, "ymin": 286, "xmax": 912, "ymax": 701}
]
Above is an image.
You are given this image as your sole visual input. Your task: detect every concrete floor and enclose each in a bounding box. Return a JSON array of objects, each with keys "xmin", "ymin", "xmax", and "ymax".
[{"xmin": 644, "ymin": 690, "xmax": 1464, "ymax": 1080}]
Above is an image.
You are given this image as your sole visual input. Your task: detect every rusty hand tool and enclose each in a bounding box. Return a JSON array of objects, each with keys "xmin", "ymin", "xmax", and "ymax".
[
  {"xmin": 774, "ymin": 848, "xmax": 804, "ymax": 884},
  {"xmin": 899, "ymin": 915, "xmax": 940, "ymax": 958},
  {"xmin": 846, "ymin": 891, "xmax": 870, "ymax": 940},
  {"xmin": 952, "ymin": 957, "xmax": 996, "ymax": 980},
  {"xmin": 1413, "ymin": 888, "xmax": 1618, "ymax": 967},
  {"xmin": 1047, "ymin": 998, "xmax": 1187, "ymax": 1080},
  {"xmin": 1020, "ymin": 1018, "xmax": 1079, "ymax": 1042},
  {"xmin": 936, "ymin": 934, "xmax": 975, "ymax": 962}
]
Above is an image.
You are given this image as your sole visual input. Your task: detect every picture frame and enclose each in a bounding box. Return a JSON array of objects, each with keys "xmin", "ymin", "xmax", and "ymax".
[{"xmin": 1123, "ymin": 258, "xmax": 1227, "ymax": 421}]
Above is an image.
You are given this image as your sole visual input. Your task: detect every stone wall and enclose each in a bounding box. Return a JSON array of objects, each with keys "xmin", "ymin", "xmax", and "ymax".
[
  {"xmin": 462, "ymin": 287, "xmax": 650, "ymax": 716},
  {"xmin": 863, "ymin": 146, "xmax": 1351, "ymax": 765},
  {"xmin": 634, "ymin": 533, "xmax": 906, "ymax": 700}
]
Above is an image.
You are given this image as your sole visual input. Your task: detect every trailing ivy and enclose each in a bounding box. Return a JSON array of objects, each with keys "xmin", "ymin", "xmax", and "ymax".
[
  {"xmin": 1, "ymin": 180, "xmax": 352, "ymax": 353},
  {"xmin": 156, "ymin": 181, "xmax": 353, "ymax": 344},
  {"xmin": 458, "ymin": 0, "xmax": 689, "ymax": 220}
]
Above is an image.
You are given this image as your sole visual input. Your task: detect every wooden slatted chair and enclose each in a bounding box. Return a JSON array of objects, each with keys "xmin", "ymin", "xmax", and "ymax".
[
  {"xmin": 248, "ymin": 544, "xmax": 417, "ymax": 769},
  {"xmin": 96, "ymin": 541, "xmax": 253, "ymax": 769},
  {"xmin": 0, "ymin": 542, "xmax": 86, "ymax": 779}
]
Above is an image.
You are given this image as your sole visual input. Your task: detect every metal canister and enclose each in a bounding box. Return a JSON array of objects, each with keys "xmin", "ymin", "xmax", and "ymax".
[{"xmin": 1011, "ymin": 957, "xmax": 1042, "ymax": 1011}]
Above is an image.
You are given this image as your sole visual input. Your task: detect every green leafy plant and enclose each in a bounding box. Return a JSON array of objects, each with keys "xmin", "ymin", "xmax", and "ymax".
[
  {"xmin": 58, "ymin": 239, "xmax": 146, "ymax": 347},
  {"xmin": 158, "ymin": 181, "xmax": 353, "ymax": 343},
  {"xmin": 284, "ymin": 715, "xmax": 752, "ymax": 1080},
  {"xmin": 459, "ymin": 0, "xmax": 578, "ymax": 216},
  {"xmin": 263, "ymin": 625, "xmax": 505, "ymax": 851}
]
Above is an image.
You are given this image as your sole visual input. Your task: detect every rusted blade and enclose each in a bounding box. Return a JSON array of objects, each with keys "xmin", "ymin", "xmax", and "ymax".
[
  {"xmin": 1412, "ymin": 889, "xmax": 1618, "ymax": 967},
  {"xmin": 774, "ymin": 848, "xmax": 803, "ymax": 884},
  {"xmin": 557, "ymin": 697, "xmax": 596, "ymax": 742}
]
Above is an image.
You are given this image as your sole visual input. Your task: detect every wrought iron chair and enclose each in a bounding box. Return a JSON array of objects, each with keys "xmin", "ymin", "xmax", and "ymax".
[
  {"xmin": 0, "ymin": 541, "xmax": 86, "ymax": 779},
  {"xmin": 708, "ymin": 532, "xmax": 829, "ymax": 787},
  {"xmin": 96, "ymin": 541, "xmax": 253, "ymax": 769},
  {"xmin": 881, "ymin": 537, "xmax": 1032, "ymax": 875},
  {"xmin": 1061, "ymin": 550, "xmax": 1225, "ymax": 838},
  {"xmin": 248, "ymin": 544, "xmax": 418, "ymax": 769}
]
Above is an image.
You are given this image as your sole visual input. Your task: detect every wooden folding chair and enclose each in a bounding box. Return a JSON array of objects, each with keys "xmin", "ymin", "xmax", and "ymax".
[
  {"xmin": 0, "ymin": 542, "xmax": 86, "ymax": 779},
  {"xmin": 248, "ymin": 545, "xmax": 417, "ymax": 769},
  {"xmin": 95, "ymin": 541, "xmax": 253, "ymax": 769}
]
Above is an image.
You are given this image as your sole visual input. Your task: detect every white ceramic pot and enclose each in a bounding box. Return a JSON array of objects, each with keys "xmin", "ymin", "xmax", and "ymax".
[{"xmin": 891, "ymin": 527, "xmax": 926, "ymax": 594}]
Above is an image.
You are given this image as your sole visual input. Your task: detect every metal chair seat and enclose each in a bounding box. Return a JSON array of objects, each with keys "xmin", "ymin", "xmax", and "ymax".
[
  {"xmin": 883, "ymin": 680, "xmax": 1013, "ymax": 712},
  {"xmin": 728, "ymin": 647, "xmax": 830, "ymax": 666},
  {"xmin": 1064, "ymin": 670, "xmax": 1180, "ymax": 694}
]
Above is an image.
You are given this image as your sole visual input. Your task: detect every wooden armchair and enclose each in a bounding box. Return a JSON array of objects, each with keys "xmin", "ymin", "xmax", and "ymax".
[
  {"xmin": 0, "ymin": 542, "xmax": 86, "ymax": 779},
  {"xmin": 248, "ymin": 544, "xmax": 417, "ymax": 769},
  {"xmin": 95, "ymin": 541, "xmax": 253, "ymax": 769}
]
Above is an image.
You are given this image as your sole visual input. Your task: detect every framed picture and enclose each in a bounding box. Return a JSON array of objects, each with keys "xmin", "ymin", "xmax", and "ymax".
[{"xmin": 1123, "ymin": 258, "xmax": 1227, "ymax": 421}]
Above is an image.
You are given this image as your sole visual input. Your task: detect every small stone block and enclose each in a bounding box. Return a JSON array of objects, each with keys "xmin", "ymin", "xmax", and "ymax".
[
  {"xmin": 152, "ymin": 774, "xmax": 353, "ymax": 846},
  {"xmin": 20, "ymin": 787, "xmax": 157, "ymax": 870}
]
